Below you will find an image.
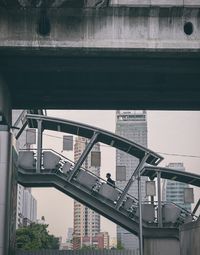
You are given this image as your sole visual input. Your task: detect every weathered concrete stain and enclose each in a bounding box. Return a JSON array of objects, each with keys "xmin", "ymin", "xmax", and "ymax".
[{"xmin": 0, "ymin": 7, "xmax": 199, "ymax": 49}]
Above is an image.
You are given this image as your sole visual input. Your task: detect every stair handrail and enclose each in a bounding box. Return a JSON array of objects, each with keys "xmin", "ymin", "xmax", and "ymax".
[
  {"xmin": 19, "ymin": 148, "xmax": 139, "ymax": 204},
  {"xmin": 19, "ymin": 148, "xmax": 196, "ymax": 223}
]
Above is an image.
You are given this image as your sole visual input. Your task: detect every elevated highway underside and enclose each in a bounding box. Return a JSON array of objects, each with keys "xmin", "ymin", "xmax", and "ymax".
[
  {"xmin": 0, "ymin": 5, "xmax": 200, "ymax": 110},
  {"xmin": 1, "ymin": 51, "xmax": 200, "ymax": 110}
]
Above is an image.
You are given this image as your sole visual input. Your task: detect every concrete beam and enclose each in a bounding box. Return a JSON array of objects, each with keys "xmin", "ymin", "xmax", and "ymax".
[
  {"xmin": 0, "ymin": 77, "xmax": 11, "ymax": 126},
  {"xmin": 0, "ymin": 0, "xmax": 109, "ymax": 8},
  {"xmin": 0, "ymin": 7, "xmax": 199, "ymax": 50},
  {"xmin": 111, "ymin": 0, "xmax": 200, "ymax": 7},
  {"xmin": 1, "ymin": 0, "xmax": 200, "ymax": 8},
  {"xmin": 0, "ymin": 6, "xmax": 200, "ymax": 110}
]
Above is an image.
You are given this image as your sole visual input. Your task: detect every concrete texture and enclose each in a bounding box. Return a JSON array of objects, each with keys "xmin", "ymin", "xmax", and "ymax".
[
  {"xmin": 180, "ymin": 219, "xmax": 200, "ymax": 255},
  {"xmin": 110, "ymin": 0, "xmax": 200, "ymax": 7},
  {"xmin": 0, "ymin": 77, "xmax": 11, "ymax": 125},
  {"xmin": 144, "ymin": 238, "xmax": 180, "ymax": 255},
  {"xmin": 2, "ymin": 0, "xmax": 200, "ymax": 7},
  {"xmin": 0, "ymin": 7, "xmax": 200, "ymax": 49},
  {"xmin": 0, "ymin": 131, "xmax": 12, "ymax": 255}
]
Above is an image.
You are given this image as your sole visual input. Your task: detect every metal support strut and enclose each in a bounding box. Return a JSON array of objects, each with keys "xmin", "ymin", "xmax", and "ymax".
[
  {"xmin": 138, "ymin": 171, "xmax": 143, "ymax": 255},
  {"xmin": 36, "ymin": 119, "xmax": 43, "ymax": 173},
  {"xmin": 116, "ymin": 153, "xmax": 149, "ymax": 209},
  {"xmin": 157, "ymin": 171, "xmax": 163, "ymax": 227},
  {"xmin": 68, "ymin": 132, "xmax": 99, "ymax": 181}
]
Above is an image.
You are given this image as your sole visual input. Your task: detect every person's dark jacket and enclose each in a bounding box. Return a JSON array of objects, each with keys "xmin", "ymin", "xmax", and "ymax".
[{"xmin": 107, "ymin": 177, "xmax": 115, "ymax": 188}]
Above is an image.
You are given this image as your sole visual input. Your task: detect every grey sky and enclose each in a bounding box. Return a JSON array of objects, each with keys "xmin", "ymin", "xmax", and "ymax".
[{"xmin": 32, "ymin": 110, "xmax": 200, "ymax": 241}]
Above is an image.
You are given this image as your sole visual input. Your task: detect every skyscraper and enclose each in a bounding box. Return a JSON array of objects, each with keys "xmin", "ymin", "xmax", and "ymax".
[
  {"xmin": 115, "ymin": 110, "xmax": 148, "ymax": 251},
  {"xmin": 73, "ymin": 136, "xmax": 101, "ymax": 249},
  {"xmin": 163, "ymin": 162, "xmax": 191, "ymax": 212}
]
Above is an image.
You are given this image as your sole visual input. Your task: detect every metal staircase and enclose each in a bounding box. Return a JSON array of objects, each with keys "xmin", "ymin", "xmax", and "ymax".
[
  {"xmin": 15, "ymin": 114, "xmax": 197, "ymax": 241},
  {"xmin": 17, "ymin": 149, "xmax": 195, "ymax": 240}
]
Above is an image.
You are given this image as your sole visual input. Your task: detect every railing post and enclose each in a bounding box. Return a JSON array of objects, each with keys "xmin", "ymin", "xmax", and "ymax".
[
  {"xmin": 36, "ymin": 119, "xmax": 43, "ymax": 173},
  {"xmin": 68, "ymin": 132, "xmax": 99, "ymax": 181},
  {"xmin": 138, "ymin": 171, "xmax": 143, "ymax": 255},
  {"xmin": 157, "ymin": 171, "xmax": 163, "ymax": 227}
]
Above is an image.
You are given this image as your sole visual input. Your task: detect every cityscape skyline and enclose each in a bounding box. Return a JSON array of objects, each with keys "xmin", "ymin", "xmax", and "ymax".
[{"xmin": 31, "ymin": 110, "xmax": 200, "ymax": 241}]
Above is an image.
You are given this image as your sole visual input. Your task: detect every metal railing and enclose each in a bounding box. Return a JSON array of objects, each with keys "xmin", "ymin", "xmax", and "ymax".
[{"xmin": 18, "ymin": 148, "xmax": 196, "ymax": 228}]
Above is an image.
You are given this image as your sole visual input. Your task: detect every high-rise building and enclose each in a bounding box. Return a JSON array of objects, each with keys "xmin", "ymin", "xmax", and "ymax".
[
  {"xmin": 22, "ymin": 188, "xmax": 37, "ymax": 226},
  {"xmin": 163, "ymin": 162, "xmax": 191, "ymax": 212},
  {"xmin": 12, "ymin": 110, "xmax": 37, "ymax": 228},
  {"xmin": 73, "ymin": 137, "xmax": 101, "ymax": 249},
  {"xmin": 115, "ymin": 110, "xmax": 148, "ymax": 251},
  {"xmin": 67, "ymin": 227, "xmax": 74, "ymax": 241}
]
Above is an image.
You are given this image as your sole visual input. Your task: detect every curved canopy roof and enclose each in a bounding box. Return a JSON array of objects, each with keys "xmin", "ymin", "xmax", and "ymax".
[
  {"xmin": 142, "ymin": 166, "xmax": 200, "ymax": 187},
  {"xmin": 25, "ymin": 114, "xmax": 163, "ymax": 165}
]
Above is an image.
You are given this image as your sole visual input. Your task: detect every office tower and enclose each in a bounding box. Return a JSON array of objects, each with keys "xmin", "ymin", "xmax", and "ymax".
[
  {"xmin": 12, "ymin": 110, "xmax": 37, "ymax": 228},
  {"xmin": 16, "ymin": 184, "xmax": 37, "ymax": 228},
  {"xmin": 21, "ymin": 188, "xmax": 37, "ymax": 226},
  {"xmin": 73, "ymin": 137, "xmax": 101, "ymax": 249},
  {"xmin": 67, "ymin": 227, "xmax": 74, "ymax": 241},
  {"xmin": 163, "ymin": 163, "xmax": 191, "ymax": 212},
  {"xmin": 115, "ymin": 110, "xmax": 148, "ymax": 251}
]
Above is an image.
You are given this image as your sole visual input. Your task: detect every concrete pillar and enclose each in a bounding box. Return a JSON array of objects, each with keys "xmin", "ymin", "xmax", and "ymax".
[
  {"xmin": 144, "ymin": 238, "xmax": 180, "ymax": 255},
  {"xmin": 0, "ymin": 77, "xmax": 15, "ymax": 255},
  {"xmin": 0, "ymin": 76, "xmax": 11, "ymax": 126},
  {"xmin": 180, "ymin": 219, "xmax": 200, "ymax": 255}
]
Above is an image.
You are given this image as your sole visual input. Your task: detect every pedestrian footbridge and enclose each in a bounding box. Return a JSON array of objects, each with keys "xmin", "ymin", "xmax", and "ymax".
[{"xmin": 16, "ymin": 114, "xmax": 199, "ymax": 241}]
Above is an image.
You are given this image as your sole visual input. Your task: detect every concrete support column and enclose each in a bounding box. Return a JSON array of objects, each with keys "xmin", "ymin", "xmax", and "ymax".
[
  {"xmin": 0, "ymin": 131, "xmax": 11, "ymax": 255},
  {"xmin": 180, "ymin": 220, "xmax": 200, "ymax": 255},
  {"xmin": 0, "ymin": 77, "xmax": 12, "ymax": 255},
  {"xmin": 144, "ymin": 238, "xmax": 180, "ymax": 255}
]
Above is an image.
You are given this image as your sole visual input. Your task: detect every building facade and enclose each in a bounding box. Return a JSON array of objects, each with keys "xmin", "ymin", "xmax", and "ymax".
[
  {"xmin": 115, "ymin": 110, "xmax": 148, "ymax": 252},
  {"xmin": 73, "ymin": 136, "xmax": 101, "ymax": 249},
  {"xmin": 82, "ymin": 232, "xmax": 109, "ymax": 249},
  {"xmin": 67, "ymin": 227, "xmax": 74, "ymax": 241},
  {"xmin": 12, "ymin": 110, "xmax": 37, "ymax": 228},
  {"xmin": 163, "ymin": 162, "xmax": 192, "ymax": 212}
]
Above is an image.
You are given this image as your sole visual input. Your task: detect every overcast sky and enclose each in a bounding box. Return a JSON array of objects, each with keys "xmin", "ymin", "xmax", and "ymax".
[{"xmin": 32, "ymin": 110, "xmax": 200, "ymax": 241}]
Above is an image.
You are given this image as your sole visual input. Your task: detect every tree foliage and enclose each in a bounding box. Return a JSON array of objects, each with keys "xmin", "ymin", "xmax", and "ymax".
[
  {"xmin": 16, "ymin": 223, "xmax": 59, "ymax": 250},
  {"xmin": 117, "ymin": 241, "xmax": 124, "ymax": 250},
  {"xmin": 80, "ymin": 245, "xmax": 96, "ymax": 250}
]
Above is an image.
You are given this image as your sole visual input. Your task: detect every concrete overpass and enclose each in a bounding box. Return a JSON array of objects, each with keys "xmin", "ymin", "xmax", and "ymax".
[{"xmin": 0, "ymin": 1, "xmax": 200, "ymax": 111}]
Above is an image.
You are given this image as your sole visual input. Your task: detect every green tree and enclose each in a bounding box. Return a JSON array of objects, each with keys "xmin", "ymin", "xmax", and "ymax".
[
  {"xmin": 117, "ymin": 241, "xmax": 124, "ymax": 250},
  {"xmin": 80, "ymin": 245, "xmax": 96, "ymax": 250},
  {"xmin": 16, "ymin": 223, "xmax": 59, "ymax": 250}
]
